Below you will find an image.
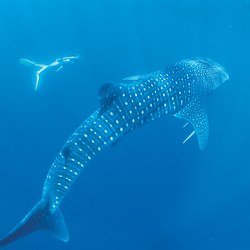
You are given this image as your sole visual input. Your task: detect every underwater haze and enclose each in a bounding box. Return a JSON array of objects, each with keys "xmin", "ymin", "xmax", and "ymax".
[{"xmin": 0, "ymin": 0, "xmax": 250, "ymax": 249}]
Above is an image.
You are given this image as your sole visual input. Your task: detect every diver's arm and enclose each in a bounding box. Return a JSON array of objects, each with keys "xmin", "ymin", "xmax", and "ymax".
[
  {"xmin": 50, "ymin": 60, "xmax": 60, "ymax": 67},
  {"xmin": 56, "ymin": 66, "xmax": 63, "ymax": 72},
  {"xmin": 60, "ymin": 55, "xmax": 81, "ymax": 64}
]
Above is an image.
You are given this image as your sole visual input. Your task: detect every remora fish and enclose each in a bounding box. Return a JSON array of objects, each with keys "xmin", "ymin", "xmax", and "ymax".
[{"xmin": 0, "ymin": 58, "xmax": 229, "ymax": 247}]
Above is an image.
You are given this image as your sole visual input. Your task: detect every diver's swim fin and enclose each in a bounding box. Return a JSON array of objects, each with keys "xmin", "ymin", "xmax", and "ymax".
[{"xmin": 0, "ymin": 200, "xmax": 69, "ymax": 247}]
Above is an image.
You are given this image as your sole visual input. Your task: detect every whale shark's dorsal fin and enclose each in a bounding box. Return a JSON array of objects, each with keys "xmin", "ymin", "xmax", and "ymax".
[
  {"xmin": 123, "ymin": 74, "xmax": 149, "ymax": 81},
  {"xmin": 98, "ymin": 83, "xmax": 119, "ymax": 116},
  {"xmin": 174, "ymin": 98, "xmax": 209, "ymax": 150}
]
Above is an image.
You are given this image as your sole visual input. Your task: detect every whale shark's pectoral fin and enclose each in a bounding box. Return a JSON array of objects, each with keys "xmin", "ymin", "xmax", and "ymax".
[
  {"xmin": 174, "ymin": 98, "xmax": 209, "ymax": 150},
  {"xmin": 98, "ymin": 83, "xmax": 119, "ymax": 116}
]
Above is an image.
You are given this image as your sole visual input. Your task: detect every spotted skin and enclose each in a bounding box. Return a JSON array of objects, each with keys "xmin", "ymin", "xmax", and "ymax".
[
  {"xmin": 42, "ymin": 58, "xmax": 228, "ymax": 211},
  {"xmin": 0, "ymin": 58, "xmax": 228, "ymax": 247}
]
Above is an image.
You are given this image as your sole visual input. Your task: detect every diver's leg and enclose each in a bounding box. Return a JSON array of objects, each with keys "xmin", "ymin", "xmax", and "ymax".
[
  {"xmin": 20, "ymin": 59, "xmax": 45, "ymax": 68},
  {"xmin": 35, "ymin": 73, "xmax": 40, "ymax": 91},
  {"xmin": 34, "ymin": 66, "xmax": 47, "ymax": 91},
  {"xmin": 20, "ymin": 59, "xmax": 37, "ymax": 67}
]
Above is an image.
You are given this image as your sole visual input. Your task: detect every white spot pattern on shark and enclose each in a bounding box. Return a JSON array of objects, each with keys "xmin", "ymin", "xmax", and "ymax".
[{"xmin": 0, "ymin": 58, "xmax": 229, "ymax": 247}]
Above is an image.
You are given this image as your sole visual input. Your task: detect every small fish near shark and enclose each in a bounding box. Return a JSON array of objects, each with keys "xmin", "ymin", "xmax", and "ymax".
[{"xmin": 0, "ymin": 58, "xmax": 229, "ymax": 247}]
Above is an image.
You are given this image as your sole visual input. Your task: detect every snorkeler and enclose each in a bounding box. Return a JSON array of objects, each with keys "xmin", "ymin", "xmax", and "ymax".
[{"xmin": 20, "ymin": 54, "xmax": 81, "ymax": 91}]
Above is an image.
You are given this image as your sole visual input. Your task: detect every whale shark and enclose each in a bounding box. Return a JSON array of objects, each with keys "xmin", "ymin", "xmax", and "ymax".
[{"xmin": 0, "ymin": 58, "xmax": 229, "ymax": 247}]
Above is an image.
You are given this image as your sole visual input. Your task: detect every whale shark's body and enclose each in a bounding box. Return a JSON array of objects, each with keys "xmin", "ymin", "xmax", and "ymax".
[{"xmin": 0, "ymin": 58, "xmax": 229, "ymax": 247}]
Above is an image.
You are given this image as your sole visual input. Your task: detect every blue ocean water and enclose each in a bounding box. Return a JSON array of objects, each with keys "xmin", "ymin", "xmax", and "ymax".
[{"xmin": 0, "ymin": 0, "xmax": 250, "ymax": 249}]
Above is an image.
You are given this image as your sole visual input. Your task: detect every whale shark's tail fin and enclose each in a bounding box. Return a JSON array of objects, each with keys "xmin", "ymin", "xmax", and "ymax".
[{"xmin": 0, "ymin": 200, "xmax": 69, "ymax": 247}]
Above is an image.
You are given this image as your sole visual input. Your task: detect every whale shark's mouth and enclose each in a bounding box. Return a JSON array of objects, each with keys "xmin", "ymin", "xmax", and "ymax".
[
  {"xmin": 206, "ymin": 60, "xmax": 229, "ymax": 89},
  {"xmin": 212, "ymin": 62, "xmax": 229, "ymax": 83},
  {"xmin": 180, "ymin": 58, "xmax": 229, "ymax": 89},
  {"xmin": 195, "ymin": 58, "xmax": 229, "ymax": 83}
]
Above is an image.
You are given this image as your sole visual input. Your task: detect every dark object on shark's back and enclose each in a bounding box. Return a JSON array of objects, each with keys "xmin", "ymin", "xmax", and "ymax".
[{"xmin": 0, "ymin": 58, "xmax": 229, "ymax": 247}]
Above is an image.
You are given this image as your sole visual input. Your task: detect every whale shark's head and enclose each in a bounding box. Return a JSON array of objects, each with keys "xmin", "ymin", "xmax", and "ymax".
[
  {"xmin": 197, "ymin": 58, "xmax": 229, "ymax": 89},
  {"xmin": 181, "ymin": 58, "xmax": 229, "ymax": 91}
]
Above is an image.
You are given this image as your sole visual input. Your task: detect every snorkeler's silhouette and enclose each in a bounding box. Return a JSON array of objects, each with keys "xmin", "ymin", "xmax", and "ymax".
[{"xmin": 20, "ymin": 55, "xmax": 81, "ymax": 90}]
